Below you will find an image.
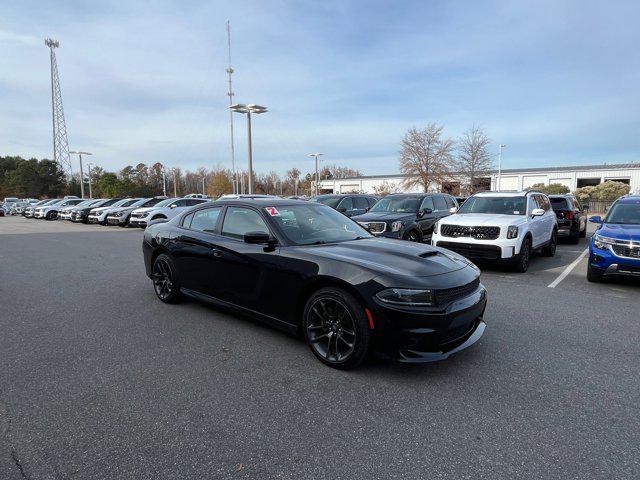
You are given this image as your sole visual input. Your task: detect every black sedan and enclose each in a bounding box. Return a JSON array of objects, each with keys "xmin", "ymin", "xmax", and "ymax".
[{"xmin": 142, "ymin": 199, "xmax": 487, "ymax": 369}]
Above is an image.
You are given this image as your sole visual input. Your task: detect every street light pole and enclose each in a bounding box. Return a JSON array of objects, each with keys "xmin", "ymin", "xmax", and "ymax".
[
  {"xmin": 497, "ymin": 144, "xmax": 506, "ymax": 192},
  {"xmin": 229, "ymin": 104, "xmax": 268, "ymax": 195},
  {"xmin": 161, "ymin": 168, "xmax": 167, "ymax": 197},
  {"xmin": 69, "ymin": 151, "xmax": 92, "ymax": 198},
  {"xmin": 309, "ymin": 153, "xmax": 324, "ymax": 196},
  {"xmin": 87, "ymin": 162, "xmax": 93, "ymax": 198}
]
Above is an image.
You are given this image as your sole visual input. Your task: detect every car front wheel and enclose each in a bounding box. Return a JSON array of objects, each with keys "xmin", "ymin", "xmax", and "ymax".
[
  {"xmin": 403, "ymin": 229, "xmax": 423, "ymax": 242},
  {"xmin": 303, "ymin": 287, "xmax": 371, "ymax": 370},
  {"xmin": 514, "ymin": 237, "xmax": 532, "ymax": 272},
  {"xmin": 587, "ymin": 262, "xmax": 603, "ymax": 282},
  {"xmin": 543, "ymin": 230, "xmax": 558, "ymax": 256}
]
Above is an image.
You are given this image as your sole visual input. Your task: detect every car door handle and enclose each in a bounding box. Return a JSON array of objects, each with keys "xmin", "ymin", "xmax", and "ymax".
[{"xmin": 210, "ymin": 248, "xmax": 222, "ymax": 258}]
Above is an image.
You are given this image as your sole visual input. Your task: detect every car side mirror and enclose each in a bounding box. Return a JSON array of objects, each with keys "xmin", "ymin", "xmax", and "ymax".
[
  {"xmin": 449, "ymin": 207, "xmax": 457, "ymax": 214},
  {"xmin": 244, "ymin": 231, "xmax": 272, "ymax": 244},
  {"xmin": 170, "ymin": 204, "xmax": 177, "ymax": 209},
  {"xmin": 531, "ymin": 208, "xmax": 545, "ymax": 217},
  {"xmin": 337, "ymin": 207, "xmax": 347, "ymax": 213},
  {"xmin": 589, "ymin": 215, "xmax": 603, "ymax": 224},
  {"xmin": 418, "ymin": 208, "xmax": 432, "ymax": 218}
]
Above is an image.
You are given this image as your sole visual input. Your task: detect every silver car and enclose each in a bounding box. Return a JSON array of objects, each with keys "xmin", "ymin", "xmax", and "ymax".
[
  {"xmin": 130, "ymin": 198, "xmax": 208, "ymax": 228},
  {"xmin": 105, "ymin": 197, "xmax": 168, "ymax": 227},
  {"xmin": 34, "ymin": 198, "xmax": 84, "ymax": 220},
  {"xmin": 87, "ymin": 198, "xmax": 139, "ymax": 225}
]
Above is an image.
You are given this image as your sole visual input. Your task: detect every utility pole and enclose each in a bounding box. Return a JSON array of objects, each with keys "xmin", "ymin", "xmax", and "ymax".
[
  {"xmin": 202, "ymin": 176, "xmax": 206, "ymax": 195},
  {"xmin": 497, "ymin": 144, "xmax": 506, "ymax": 192},
  {"xmin": 162, "ymin": 168, "xmax": 167, "ymax": 196},
  {"xmin": 45, "ymin": 38, "xmax": 72, "ymax": 176},
  {"xmin": 70, "ymin": 151, "xmax": 92, "ymax": 198},
  {"xmin": 309, "ymin": 153, "xmax": 324, "ymax": 196},
  {"xmin": 226, "ymin": 21, "xmax": 237, "ymax": 194},
  {"xmin": 87, "ymin": 162, "xmax": 93, "ymax": 198}
]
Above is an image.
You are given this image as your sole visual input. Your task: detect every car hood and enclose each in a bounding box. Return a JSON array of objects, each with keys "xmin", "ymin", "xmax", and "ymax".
[
  {"xmin": 107, "ymin": 206, "xmax": 132, "ymax": 214},
  {"xmin": 132, "ymin": 206, "xmax": 159, "ymax": 214},
  {"xmin": 599, "ymin": 223, "xmax": 640, "ymax": 241},
  {"xmin": 351, "ymin": 212, "xmax": 416, "ymax": 222},
  {"xmin": 90, "ymin": 206, "xmax": 113, "ymax": 214},
  {"xmin": 296, "ymin": 237, "xmax": 473, "ymax": 277},
  {"xmin": 441, "ymin": 213, "xmax": 526, "ymax": 227}
]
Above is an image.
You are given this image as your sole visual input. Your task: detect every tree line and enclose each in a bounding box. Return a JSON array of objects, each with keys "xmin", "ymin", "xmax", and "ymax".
[{"xmin": 0, "ymin": 155, "xmax": 361, "ymax": 199}]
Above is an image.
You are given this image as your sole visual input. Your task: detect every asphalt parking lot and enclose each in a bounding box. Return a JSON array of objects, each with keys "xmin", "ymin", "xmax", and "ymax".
[{"xmin": 0, "ymin": 216, "xmax": 638, "ymax": 480}]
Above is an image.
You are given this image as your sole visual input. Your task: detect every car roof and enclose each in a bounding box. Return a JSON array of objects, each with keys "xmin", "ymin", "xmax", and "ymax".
[
  {"xmin": 214, "ymin": 198, "xmax": 318, "ymax": 208},
  {"xmin": 617, "ymin": 195, "xmax": 640, "ymax": 204},
  {"xmin": 474, "ymin": 191, "xmax": 538, "ymax": 197}
]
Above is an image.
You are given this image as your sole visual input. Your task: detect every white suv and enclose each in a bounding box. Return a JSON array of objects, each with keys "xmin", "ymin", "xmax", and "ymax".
[{"xmin": 431, "ymin": 191, "xmax": 558, "ymax": 272}]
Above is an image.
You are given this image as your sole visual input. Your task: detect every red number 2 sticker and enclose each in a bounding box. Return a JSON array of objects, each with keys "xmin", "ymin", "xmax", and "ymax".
[{"xmin": 265, "ymin": 206, "xmax": 280, "ymax": 216}]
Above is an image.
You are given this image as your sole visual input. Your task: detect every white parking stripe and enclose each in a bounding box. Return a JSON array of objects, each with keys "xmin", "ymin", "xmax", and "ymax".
[{"xmin": 547, "ymin": 247, "xmax": 590, "ymax": 288}]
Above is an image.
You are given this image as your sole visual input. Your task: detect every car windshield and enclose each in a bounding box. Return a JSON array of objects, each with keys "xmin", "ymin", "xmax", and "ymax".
[
  {"xmin": 604, "ymin": 202, "xmax": 640, "ymax": 225},
  {"xmin": 550, "ymin": 198, "xmax": 569, "ymax": 209},
  {"xmin": 129, "ymin": 198, "xmax": 151, "ymax": 208},
  {"xmin": 269, "ymin": 204, "xmax": 372, "ymax": 245},
  {"xmin": 457, "ymin": 196, "xmax": 527, "ymax": 215},
  {"xmin": 154, "ymin": 198, "xmax": 177, "ymax": 208},
  {"xmin": 75, "ymin": 200, "xmax": 96, "ymax": 207},
  {"xmin": 370, "ymin": 196, "xmax": 421, "ymax": 213},
  {"xmin": 120, "ymin": 199, "xmax": 141, "ymax": 207},
  {"xmin": 312, "ymin": 196, "xmax": 342, "ymax": 208}
]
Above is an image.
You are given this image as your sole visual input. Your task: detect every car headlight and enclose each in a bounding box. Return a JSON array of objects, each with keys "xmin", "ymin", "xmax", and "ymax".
[
  {"xmin": 140, "ymin": 212, "xmax": 149, "ymax": 218},
  {"xmin": 376, "ymin": 288, "xmax": 434, "ymax": 306},
  {"xmin": 507, "ymin": 226, "xmax": 519, "ymax": 239},
  {"xmin": 390, "ymin": 221, "xmax": 404, "ymax": 232},
  {"xmin": 593, "ymin": 233, "xmax": 615, "ymax": 250},
  {"xmin": 433, "ymin": 221, "xmax": 439, "ymax": 235}
]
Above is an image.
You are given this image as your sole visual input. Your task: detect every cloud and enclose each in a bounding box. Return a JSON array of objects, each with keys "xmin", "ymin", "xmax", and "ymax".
[{"xmin": 0, "ymin": 29, "xmax": 40, "ymax": 46}]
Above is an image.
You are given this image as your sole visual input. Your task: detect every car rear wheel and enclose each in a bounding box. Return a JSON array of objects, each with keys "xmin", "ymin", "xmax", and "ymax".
[
  {"xmin": 152, "ymin": 254, "xmax": 182, "ymax": 303},
  {"xmin": 514, "ymin": 237, "xmax": 532, "ymax": 272},
  {"xmin": 587, "ymin": 262, "xmax": 603, "ymax": 282},
  {"xmin": 543, "ymin": 230, "xmax": 558, "ymax": 256},
  {"xmin": 303, "ymin": 287, "xmax": 371, "ymax": 370},
  {"xmin": 579, "ymin": 222, "xmax": 587, "ymax": 238}
]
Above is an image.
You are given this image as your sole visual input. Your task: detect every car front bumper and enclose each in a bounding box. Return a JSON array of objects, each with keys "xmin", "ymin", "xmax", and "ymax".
[
  {"xmin": 87, "ymin": 215, "xmax": 103, "ymax": 224},
  {"xmin": 370, "ymin": 285, "xmax": 487, "ymax": 362},
  {"xmin": 589, "ymin": 243, "xmax": 640, "ymax": 277},
  {"xmin": 432, "ymin": 234, "xmax": 520, "ymax": 260},
  {"xmin": 106, "ymin": 216, "xmax": 125, "ymax": 225},
  {"xmin": 130, "ymin": 218, "xmax": 147, "ymax": 228}
]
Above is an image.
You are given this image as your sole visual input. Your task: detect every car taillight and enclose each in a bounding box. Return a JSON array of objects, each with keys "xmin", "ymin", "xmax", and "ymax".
[{"xmin": 566, "ymin": 211, "xmax": 573, "ymax": 220}]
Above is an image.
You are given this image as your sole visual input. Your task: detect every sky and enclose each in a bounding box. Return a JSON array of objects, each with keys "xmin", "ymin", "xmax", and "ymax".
[{"xmin": 1, "ymin": 0, "xmax": 639, "ymax": 177}]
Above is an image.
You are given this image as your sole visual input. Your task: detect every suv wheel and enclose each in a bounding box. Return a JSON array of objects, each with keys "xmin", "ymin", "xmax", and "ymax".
[
  {"xmin": 587, "ymin": 262, "xmax": 603, "ymax": 282},
  {"xmin": 514, "ymin": 237, "xmax": 532, "ymax": 272},
  {"xmin": 302, "ymin": 287, "xmax": 371, "ymax": 370},
  {"xmin": 579, "ymin": 222, "xmax": 587, "ymax": 238},
  {"xmin": 543, "ymin": 230, "xmax": 558, "ymax": 256},
  {"xmin": 45, "ymin": 211, "xmax": 57, "ymax": 221},
  {"xmin": 404, "ymin": 229, "xmax": 423, "ymax": 242}
]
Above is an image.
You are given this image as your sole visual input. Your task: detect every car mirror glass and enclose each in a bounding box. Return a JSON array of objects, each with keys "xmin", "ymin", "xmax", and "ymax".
[
  {"xmin": 449, "ymin": 207, "xmax": 457, "ymax": 214},
  {"xmin": 589, "ymin": 215, "xmax": 602, "ymax": 224},
  {"xmin": 531, "ymin": 208, "xmax": 545, "ymax": 217}
]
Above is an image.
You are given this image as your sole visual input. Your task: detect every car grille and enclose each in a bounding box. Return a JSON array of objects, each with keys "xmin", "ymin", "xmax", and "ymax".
[
  {"xmin": 441, "ymin": 225, "xmax": 500, "ymax": 240},
  {"xmin": 359, "ymin": 221, "xmax": 386, "ymax": 234},
  {"xmin": 611, "ymin": 245, "xmax": 640, "ymax": 259},
  {"xmin": 436, "ymin": 241, "xmax": 502, "ymax": 260},
  {"xmin": 435, "ymin": 278, "xmax": 480, "ymax": 306}
]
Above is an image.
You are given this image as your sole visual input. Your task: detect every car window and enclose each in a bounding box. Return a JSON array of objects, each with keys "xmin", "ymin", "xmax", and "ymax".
[
  {"xmin": 354, "ymin": 197, "xmax": 368, "ymax": 210},
  {"xmin": 187, "ymin": 199, "xmax": 207, "ymax": 206},
  {"xmin": 550, "ymin": 197, "xmax": 569, "ymax": 210},
  {"xmin": 171, "ymin": 199, "xmax": 187, "ymax": 208},
  {"xmin": 338, "ymin": 197, "xmax": 353, "ymax": 211},
  {"xmin": 367, "ymin": 197, "xmax": 378, "ymax": 208},
  {"xmin": 189, "ymin": 207, "xmax": 222, "ymax": 233},
  {"xmin": 538, "ymin": 195, "xmax": 551, "ymax": 211},
  {"xmin": 433, "ymin": 195, "xmax": 447, "ymax": 212},
  {"xmin": 419, "ymin": 196, "xmax": 435, "ymax": 212},
  {"xmin": 221, "ymin": 207, "xmax": 270, "ymax": 240}
]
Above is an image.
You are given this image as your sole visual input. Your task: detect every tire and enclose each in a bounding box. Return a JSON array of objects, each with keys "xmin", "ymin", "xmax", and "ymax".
[
  {"xmin": 579, "ymin": 222, "xmax": 587, "ymax": 238},
  {"xmin": 152, "ymin": 253, "xmax": 182, "ymax": 303},
  {"xmin": 302, "ymin": 287, "xmax": 371, "ymax": 370},
  {"xmin": 569, "ymin": 230, "xmax": 580, "ymax": 244},
  {"xmin": 45, "ymin": 211, "xmax": 56, "ymax": 221},
  {"xmin": 587, "ymin": 262, "xmax": 603, "ymax": 282},
  {"xmin": 403, "ymin": 229, "xmax": 423, "ymax": 243},
  {"xmin": 514, "ymin": 237, "xmax": 532, "ymax": 272},
  {"xmin": 543, "ymin": 230, "xmax": 558, "ymax": 256}
]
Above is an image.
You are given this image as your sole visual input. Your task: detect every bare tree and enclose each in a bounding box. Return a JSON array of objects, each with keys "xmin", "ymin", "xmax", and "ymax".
[
  {"xmin": 372, "ymin": 181, "xmax": 401, "ymax": 197},
  {"xmin": 456, "ymin": 125, "xmax": 493, "ymax": 195},
  {"xmin": 399, "ymin": 124, "xmax": 455, "ymax": 192}
]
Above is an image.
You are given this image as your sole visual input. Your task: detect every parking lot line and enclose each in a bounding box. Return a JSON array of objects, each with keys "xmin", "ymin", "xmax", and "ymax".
[{"xmin": 547, "ymin": 247, "xmax": 589, "ymax": 288}]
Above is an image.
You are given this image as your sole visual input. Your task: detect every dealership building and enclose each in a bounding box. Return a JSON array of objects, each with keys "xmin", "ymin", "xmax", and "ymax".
[{"xmin": 317, "ymin": 162, "xmax": 640, "ymax": 196}]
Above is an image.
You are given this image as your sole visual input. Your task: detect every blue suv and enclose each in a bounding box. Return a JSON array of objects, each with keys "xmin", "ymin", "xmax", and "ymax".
[{"xmin": 588, "ymin": 195, "xmax": 640, "ymax": 282}]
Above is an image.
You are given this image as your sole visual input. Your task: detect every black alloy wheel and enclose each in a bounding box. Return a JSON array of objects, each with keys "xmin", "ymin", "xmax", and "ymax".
[
  {"xmin": 303, "ymin": 288, "xmax": 370, "ymax": 369},
  {"xmin": 45, "ymin": 211, "xmax": 57, "ymax": 221},
  {"xmin": 404, "ymin": 229, "xmax": 422, "ymax": 242},
  {"xmin": 152, "ymin": 254, "xmax": 182, "ymax": 303},
  {"xmin": 543, "ymin": 230, "xmax": 558, "ymax": 256},
  {"xmin": 514, "ymin": 237, "xmax": 532, "ymax": 272}
]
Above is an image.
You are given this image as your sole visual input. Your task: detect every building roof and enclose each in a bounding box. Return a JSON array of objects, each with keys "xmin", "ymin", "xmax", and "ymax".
[{"xmin": 319, "ymin": 162, "xmax": 640, "ymax": 182}]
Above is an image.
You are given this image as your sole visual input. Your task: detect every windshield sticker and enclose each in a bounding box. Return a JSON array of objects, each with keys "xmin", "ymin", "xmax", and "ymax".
[
  {"xmin": 265, "ymin": 206, "xmax": 280, "ymax": 216},
  {"xmin": 514, "ymin": 211, "xmax": 521, "ymax": 214}
]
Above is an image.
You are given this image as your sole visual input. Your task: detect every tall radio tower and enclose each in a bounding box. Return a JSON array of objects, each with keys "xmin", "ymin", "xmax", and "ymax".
[
  {"xmin": 45, "ymin": 38, "xmax": 72, "ymax": 176},
  {"xmin": 226, "ymin": 21, "xmax": 237, "ymax": 194}
]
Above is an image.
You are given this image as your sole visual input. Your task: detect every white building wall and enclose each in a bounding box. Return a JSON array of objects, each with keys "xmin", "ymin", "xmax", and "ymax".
[{"xmin": 318, "ymin": 165, "xmax": 640, "ymax": 195}]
